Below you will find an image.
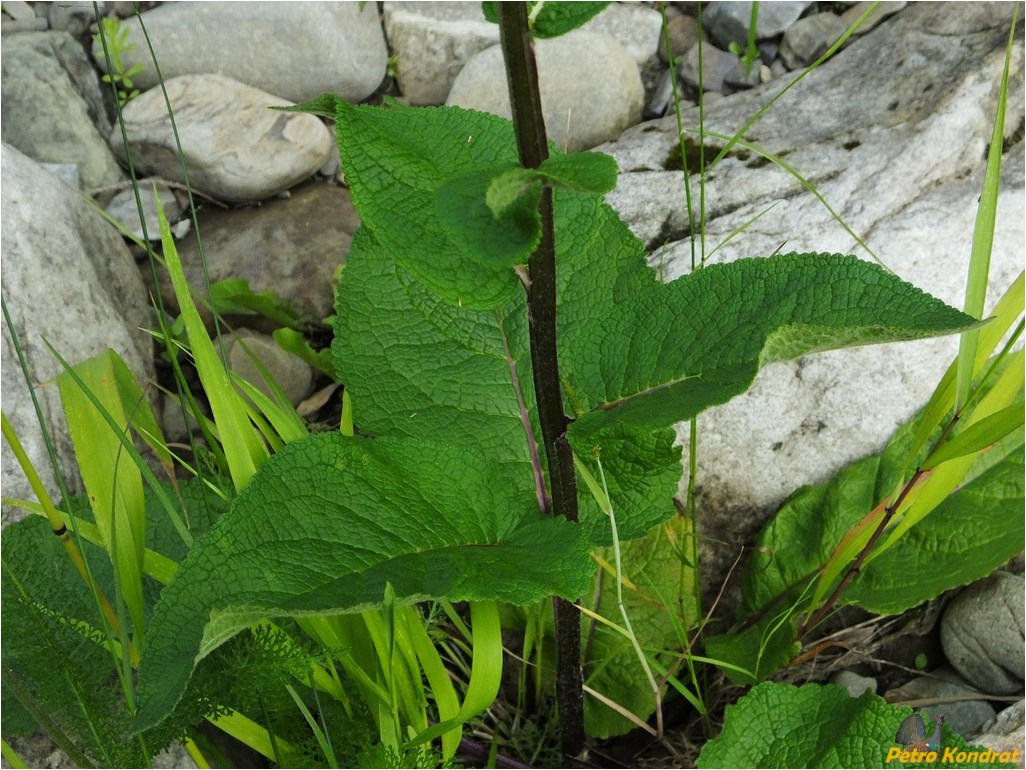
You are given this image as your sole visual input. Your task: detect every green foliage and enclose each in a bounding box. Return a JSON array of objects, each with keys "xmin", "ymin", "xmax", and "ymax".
[
  {"xmin": 698, "ymin": 682, "xmax": 1014, "ymax": 768},
  {"xmin": 133, "ymin": 90, "xmax": 978, "ymax": 735},
  {"xmin": 481, "ymin": 1, "xmax": 610, "ymax": 38},
  {"xmin": 92, "ymin": 16, "xmax": 145, "ymax": 106}
]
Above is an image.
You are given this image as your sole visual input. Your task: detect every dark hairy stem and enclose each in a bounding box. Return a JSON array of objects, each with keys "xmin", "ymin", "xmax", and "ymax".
[{"xmin": 497, "ymin": 3, "xmax": 585, "ymax": 760}]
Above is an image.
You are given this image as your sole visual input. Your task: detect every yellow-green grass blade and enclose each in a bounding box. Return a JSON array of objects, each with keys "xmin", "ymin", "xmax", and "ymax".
[
  {"xmin": 155, "ymin": 191, "xmax": 267, "ymax": 491},
  {"xmin": 403, "ymin": 606, "xmax": 462, "ymax": 760},
  {"xmin": 956, "ymin": 11, "xmax": 1017, "ymax": 408},
  {"xmin": 57, "ymin": 351, "xmax": 149, "ymax": 647},
  {"xmin": 407, "ymin": 601, "xmax": 502, "ymax": 749},
  {"xmin": 904, "ymin": 273, "xmax": 1023, "ymax": 484}
]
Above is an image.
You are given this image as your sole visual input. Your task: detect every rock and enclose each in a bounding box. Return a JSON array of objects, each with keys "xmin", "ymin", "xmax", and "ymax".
[
  {"xmin": 447, "ymin": 30, "xmax": 643, "ymax": 153},
  {"xmin": 155, "ymin": 181, "xmax": 360, "ymax": 331},
  {"xmin": 1, "ymin": 143, "xmax": 154, "ymax": 525},
  {"xmin": 592, "ymin": 2, "xmax": 1023, "ymax": 604},
  {"xmin": 110, "ymin": 74, "xmax": 334, "ymax": 203},
  {"xmin": 225, "ymin": 329, "xmax": 314, "ymax": 407},
  {"xmin": 581, "ymin": 2, "xmax": 664, "ymax": 66},
  {"xmin": 679, "ymin": 40, "xmax": 738, "ymax": 93},
  {"xmin": 972, "ymin": 700, "xmax": 1025, "ymax": 760},
  {"xmin": 724, "ymin": 58, "xmax": 764, "ymax": 90},
  {"xmin": 830, "ymin": 671, "xmax": 876, "ymax": 697},
  {"xmin": 885, "ymin": 667, "xmax": 998, "ymax": 738},
  {"xmin": 659, "ymin": 14, "xmax": 700, "ymax": 65},
  {"xmin": 383, "ymin": 1, "xmax": 498, "ymax": 106},
  {"xmin": 841, "ymin": 1, "xmax": 908, "ymax": 37},
  {"xmin": 48, "ymin": 1, "xmax": 105, "ymax": 41},
  {"xmin": 0, "ymin": 31, "xmax": 124, "ymax": 190},
  {"xmin": 703, "ymin": 1, "xmax": 811, "ymax": 50},
  {"xmin": 105, "ymin": 182, "xmax": 184, "ymax": 241},
  {"xmin": 942, "ymin": 572, "xmax": 1025, "ymax": 695},
  {"xmin": 91, "ymin": 2, "xmax": 387, "ymax": 104},
  {"xmin": 780, "ymin": 11, "xmax": 850, "ymax": 69}
]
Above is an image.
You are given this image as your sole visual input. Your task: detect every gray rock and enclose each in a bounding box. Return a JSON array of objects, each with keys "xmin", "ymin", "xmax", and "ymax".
[
  {"xmin": 91, "ymin": 2, "xmax": 387, "ymax": 104},
  {"xmin": 724, "ymin": 58, "xmax": 764, "ymax": 90},
  {"xmin": 581, "ymin": 2, "xmax": 664, "ymax": 66},
  {"xmin": 447, "ymin": 30, "xmax": 643, "ymax": 153},
  {"xmin": 225, "ymin": 329, "xmax": 314, "ymax": 408},
  {"xmin": 592, "ymin": 2, "xmax": 1023, "ymax": 601},
  {"xmin": 830, "ymin": 671, "xmax": 877, "ymax": 697},
  {"xmin": 104, "ymin": 182, "xmax": 183, "ymax": 241},
  {"xmin": 703, "ymin": 1, "xmax": 811, "ymax": 50},
  {"xmin": 47, "ymin": 1, "xmax": 104, "ymax": 41},
  {"xmin": 780, "ymin": 11, "xmax": 850, "ymax": 70},
  {"xmin": 972, "ymin": 700, "xmax": 1025, "ymax": 759},
  {"xmin": 679, "ymin": 40, "xmax": 738, "ymax": 93},
  {"xmin": 885, "ymin": 667, "xmax": 998, "ymax": 738},
  {"xmin": 841, "ymin": 1, "xmax": 908, "ymax": 37},
  {"xmin": 659, "ymin": 14, "xmax": 700, "ymax": 65},
  {"xmin": 1, "ymin": 143, "xmax": 154, "ymax": 525},
  {"xmin": 0, "ymin": 31, "xmax": 123, "ymax": 190},
  {"xmin": 111, "ymin": 74, "xmax": 334, "ymax": 203},
  {"xmin": 154, "ymin": 181, "xmax": 360, "ymax": 330},
  {"xmin": 383, "ymin": 1, "xmax": 498, "ymax": 106},
  {"xmin": 942, "ymin": 572, "xmax": 1025, "ymax": 695}
]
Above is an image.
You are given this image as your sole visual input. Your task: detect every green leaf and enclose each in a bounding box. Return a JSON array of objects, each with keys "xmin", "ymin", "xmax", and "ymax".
[
  {"xmin": 698, "ymin": 682, "xmax": 1012, "ymax": 768},
  {"xmin": 435, "ymin": 165, "xmax": 541, "ymax": 268},
  {"xmin": 272, "ymin": 328, "xmax": 334, "ymax": 379},
  {"xmin": 482, "ymin": 2, "xmax": 611, "ymax": 38},
  {"xmin": 332, "ymin": 226, "xmax": 681, "ymax": 546},
  {"xmin": 740, "ymin": 385, "xmax": 1024, "ymax": 622},
  {"xmin": 847, "ymin": 442, "xmax": 1024, "ymax": 614},
  {"xmin": 134, "ymin": 433, "xmax": 593, "ymax": 730},
  {"xmin": 703, "ymin": 611, "xmax": 800, "ymax": 687},
  {"xmin": 563, "ymin": 251, "xmax": 981, "ymax": 443},
  {"xmin": 583, "ymin": 518, "xmax": 691, "ymax": 738},
  {"xmin": 207, "ymin": 278, "xmax": 305, "ymax": 330},
  {"xmin": 333, "ymin": 101, "xmax": 523, "ymax": 308},
  {"xmin": 921, "ymin": 404, "xmax": 1024, "ymax": 469}
]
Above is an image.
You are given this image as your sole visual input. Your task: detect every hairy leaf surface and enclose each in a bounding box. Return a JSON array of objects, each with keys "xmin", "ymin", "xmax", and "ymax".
[
  {"xmin": 698, "ymin": 682, "xmax": 1007, "ymax": 768},
  {"xmin": 135, "ymin": 434, "xmax": 593, "ymax": 728}
]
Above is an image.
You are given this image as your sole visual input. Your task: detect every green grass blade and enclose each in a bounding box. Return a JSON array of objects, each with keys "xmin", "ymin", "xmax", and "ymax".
[
  {"xmin": 955, "ymin": 10, "xmax": 1017, "ymax": 408},
  {"xmin": 154, "ymin": 191, "xmax": 268, "ymax": 491}
]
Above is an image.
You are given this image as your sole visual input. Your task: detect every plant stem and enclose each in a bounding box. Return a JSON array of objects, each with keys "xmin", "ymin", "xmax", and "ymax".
[{"xmin": 497, "ymin": 3, "xmax": 584, "ymax": 759}]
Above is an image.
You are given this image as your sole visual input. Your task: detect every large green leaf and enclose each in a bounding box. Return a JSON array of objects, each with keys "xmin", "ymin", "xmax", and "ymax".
[
  {"xmin": 740, "ymin": 406, "xmax": 1024, "ymax": 621},
  {"xmin": 134, "ymin": 434, "xmax": 593, "ymax": 729},
  {"xmin": 333, "ymin": 224, "xmax": 682, "ymax": 546},
  {"xmin": 698, "ymin": 682, "xmax": 1012, "ymax": 768},
  {"xmin": 559, "ymin": 248, "xmax": 981, "ymax": 443}
]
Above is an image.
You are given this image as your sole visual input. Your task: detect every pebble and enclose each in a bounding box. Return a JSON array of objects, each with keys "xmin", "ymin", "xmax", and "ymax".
[
  {"xmin": 679, "ymin": 40, "xmax": 739, "ymax": 93},
  {"xmin": 105, "ymin": 182, "xmax": 183, "ymax": 241},
  {"xmin": 383, "ymin": 1, "xmax": 499, "ymax": 106},
  {"xmin": 941, "ymin": 572, "xmax": 1025, "ymax": 696},
  {"xmin": 579, "ymin": 2, "xmax": 664, "ymax": 66},
  {"xmin": 90, "ymin": 2, "xmax": 388, "ymax": 104},
  {"xmin": 110, "ymin": 74, "xmax": 334, "ymax": 203},
  {"xmin": 829, "ymin": 671, "xmax": 877, "ymax": 698},
  {"xmin": 155, "ymin": 181, "xmax": 361, "ymax": 330},
  {"xmin": 779, "ymin": 11, "xmax": 850, "ymax": 69},
  {"xmin": 658, "ymin": 14, "xmax": 700, "ymax": 65},
  {"xmin": 702, "ymin": 1, "xmax": 811, "ymax": 50},
  {"xmin": 225, "ymin": 329, "xmax": 314, "ymax": 408},
  {"xmin": 448, "ymin": 29, "xmax": 643, "ymax": 153},
  {"xmin": 885, "ymin": 666, "xmax": 999, "ymax": 738}
]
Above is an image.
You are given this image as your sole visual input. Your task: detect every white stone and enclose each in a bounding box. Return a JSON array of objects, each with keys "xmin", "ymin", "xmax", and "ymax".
[
  {"xmin": 581, "ymin": 2, "xmax": 664, "ymax": 65},
  {"xmin": 1, "ymin": 143, "xmax": 154, "ymax": 524},
  {"xmin": 91, "ymin": 2, "xmax": 387, "ymax": 104},
  {"xmin": 383, "ymin": 1, "xmax": 499, "ymax": 106},
  {"xmin": 111, "ymin": 74, "xmax": 334, "ymax": 203},
  {"xmin": 447, "ymin": 30, "xmax": 643, "ymax": 153}
]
